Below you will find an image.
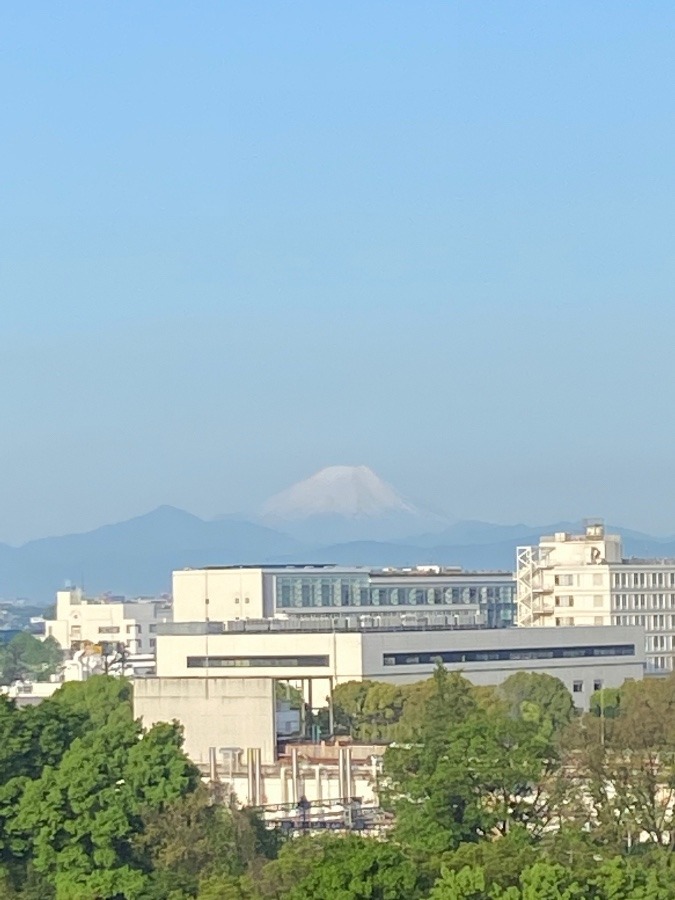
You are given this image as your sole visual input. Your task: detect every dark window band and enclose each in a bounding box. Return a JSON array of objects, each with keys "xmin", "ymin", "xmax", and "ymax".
[
  {"xmin": 382, "ymin": 644, "xmax": 636, "ymax": 666},
  {"xmin": 187, "ymin": 655, "xmax": 330, "ymax": 668}
]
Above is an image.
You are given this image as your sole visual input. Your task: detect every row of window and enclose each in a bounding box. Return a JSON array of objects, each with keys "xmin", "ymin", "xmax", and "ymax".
[
  {"xmin": 555, "ymin": 574, "xmax": 605, "ymax": 587},
  {"xmin": 572, "ymin": 679, "xmax": 604, "ymax": 693},
  {"xmin": 72, "ymin": 638, "xmax": 156, "ymax": 650},
  {"xmin": 275, "ymin": 576, "xmax": 515, "ymax": 612},
  {"xmin": 614, "ymin": 572, "xmax": 675, "ymax": 588},
  {"xmin": 612, "ymin": 614, "xmax": 675, "ymax": 630},
  {"xmin": 555, "ymin": 595, "xmax": 605, "ymax": 608},
  {"xmin": 382, "ymin": 644, "xmax": 636, "ymax": 666},
  {"xmin": 183, "ymin": 644, "xmax": 637, "ymax": 670},
  {"xmin": 186, "ymin": 655, "xmax": 330, "ymax": 668},
  {"xmin": 613, "ymin": 594, "xmax": 675, "ymax": 610},
  {"xmin": 82, "ymin": 624, "xmax": 157, "ymax": 635}
]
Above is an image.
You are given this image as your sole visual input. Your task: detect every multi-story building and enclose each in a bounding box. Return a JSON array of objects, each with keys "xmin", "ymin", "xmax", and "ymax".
[
  {"xmin": 44, "ymin": 588, "xmax": 172, "ymax": 654},
  {"xmin": 133, "ymin": 553, "xmax": 646, "ymax": 768},
  {"xmin": 173, "ymin": 564, "xmax": 516, "ymax": 628},
  {"xmin": 517, "ymin": 520, "xmax": 675, "ymax": 671},
  {"xmin": 136, "ymin": 613, "xmax": 645, "ymax": 766}
]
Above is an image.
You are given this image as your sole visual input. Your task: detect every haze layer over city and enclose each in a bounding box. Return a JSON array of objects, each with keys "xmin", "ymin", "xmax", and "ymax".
[{"xmin": 3, "ymin": 4, "xmax": 675, "ymax": 546}]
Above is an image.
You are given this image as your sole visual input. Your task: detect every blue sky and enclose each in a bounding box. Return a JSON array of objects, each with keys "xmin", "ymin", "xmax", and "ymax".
[{"xmin": 2, "ymin": 2, "xmax": 675, "ymax": 542}]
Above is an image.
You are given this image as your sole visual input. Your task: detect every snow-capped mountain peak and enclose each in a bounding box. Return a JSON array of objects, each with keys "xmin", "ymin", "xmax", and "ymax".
[{"xmin": 260, "ymin": 465, "xmax": 420, "ymax": 521}]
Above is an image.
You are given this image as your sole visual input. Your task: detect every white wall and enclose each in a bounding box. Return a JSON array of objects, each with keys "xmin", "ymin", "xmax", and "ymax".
[
  {"xmin": 172, "ymin": 569, "xmax": 266, "ymax": 623},
  {"xmin": 134, "ymin": 676, "xmax": 277, "ymax": 764},
  {"xmin": 155, "ymin": 630, "xmax": 363, "ymax": 682}
]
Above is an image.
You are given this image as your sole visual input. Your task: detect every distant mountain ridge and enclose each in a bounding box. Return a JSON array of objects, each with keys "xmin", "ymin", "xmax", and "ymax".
[
  {"xmin": 1, "ymin": 505, "xmax": 674, "ymax": 605},
  {"xmin": 259, "ymin": 465, "xmax": 447, "ymax": 543}
]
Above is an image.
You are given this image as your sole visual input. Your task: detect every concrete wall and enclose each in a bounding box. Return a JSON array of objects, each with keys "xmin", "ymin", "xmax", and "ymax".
[
  {"xmin": 173, "ymin": 569, "xmax": 265, "ymax": 622},
  {"xmin": 134, "ymin": 676, "xmax": 277, "ymax": 765}
]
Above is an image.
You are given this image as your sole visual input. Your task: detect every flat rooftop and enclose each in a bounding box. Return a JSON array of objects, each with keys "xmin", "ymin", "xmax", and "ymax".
[{"xmin": 180, "ymin": 564, "xmax": 514, "ymax": 577}]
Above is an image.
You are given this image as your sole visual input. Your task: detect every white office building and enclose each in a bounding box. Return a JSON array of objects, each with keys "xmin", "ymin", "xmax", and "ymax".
[
  {"xmin": 173, "ymin": 564, "xmax": 516, "ymax": 628},
  {"xmin": 517, "ymin": 520, "xmax": 675, "ymax": 671},
  {"xmin": 45, "ymin": 587, "xmax": 172, "ymax": 654}
]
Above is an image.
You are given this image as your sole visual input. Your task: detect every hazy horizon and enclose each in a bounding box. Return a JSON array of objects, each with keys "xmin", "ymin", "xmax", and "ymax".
[
  {"xmin": 3, "ymin": 4, "xmax": 675, "ymax": 543},
  {"xmin": 3, "ymin": 460, "xmax": 675, "ymax": 547}
]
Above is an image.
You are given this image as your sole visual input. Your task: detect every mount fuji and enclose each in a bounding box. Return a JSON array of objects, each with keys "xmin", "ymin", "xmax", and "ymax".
[{"xmin": 259, "ymin": 465, "xmax": 447, "ymax": 543}]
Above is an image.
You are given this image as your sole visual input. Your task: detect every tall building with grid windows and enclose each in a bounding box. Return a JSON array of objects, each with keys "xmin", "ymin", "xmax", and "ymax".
[{"xmin": 517, "ymin": 520, "xmax": 675, "ymax": 672}]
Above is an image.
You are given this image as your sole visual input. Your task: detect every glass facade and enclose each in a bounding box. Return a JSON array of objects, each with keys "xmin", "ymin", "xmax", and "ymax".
[
  {"xmin": 275, "ymin": 575, "xmax": 370, "ymax": 610},
  {"xmin": 273, "ymin": 574, "xmax": 515, "ymax": 626}
]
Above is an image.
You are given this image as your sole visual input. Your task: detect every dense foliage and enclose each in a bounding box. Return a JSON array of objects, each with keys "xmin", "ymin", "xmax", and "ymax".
[
  {"xmin": 4, "ymin": 669, "xmax": 675, "ymax": 898},
  {"xmin": 0, "ymin": 633, "xmax": 62, "ymax": 684},
  {"xmin": 0, "ymin": 677, "xmax": 275, "ymax": 899}
]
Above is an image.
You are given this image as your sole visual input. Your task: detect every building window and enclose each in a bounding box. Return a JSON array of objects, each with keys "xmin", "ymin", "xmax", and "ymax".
[
  {"xmin": 573, "ymin": 681, "xmax": 583, "ymax": 693},
  {"xmin": 593, "ymin": 574, "xmax": 603, "ymax": 586},
  {"xmin": 186, "ymin": 655, "xmax": 330, "ymax": 668},
  {"xmin": 98, "ymin": 626, "xmax": 120, "ymax": 634},
  {"xmin": 593, "ymin": 596, "xmax": 604, "ymax": 607},
  {"xmin": 594, "ymin": 616, "xmax": 604, "ymax": 625},
  {"xmin": 381, "ymin": 644, "xmax": 635, "ymax": 666},
  {"xmin": 593, "ymin": 679, "xmax": 603, "ymax": 692}
]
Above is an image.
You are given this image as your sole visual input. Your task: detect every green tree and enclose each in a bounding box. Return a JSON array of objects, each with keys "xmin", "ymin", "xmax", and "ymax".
[
  {"xmin": 11, "ymin": 717, "xmax": 198, "ymax": 898},
  {"xmin": 136, "ymin": 785, "xmax": 271, "ymax": 900},
  {"xmin": 428, "ymin": 865, "xmax": 487, "ymax": 900},
  {"xmin": 48, "ymin": 675, "xmax": 133, "ymax": 728},
  {"xmin": 497, "ymin": 673, "xmax": 574, "ymax": 735},
  {"xmin": 438, "ymin": 828, "xmax": 538, "ymax": 891},
  {"xmin": 259, "ymin": 835, "xmax": 428, "ymax": 900},
  {"xmin": 330, "ymin": 681, "xmax": 379, "ymax": 738},
  {"xmin": 0, "ymin": 634, "xmax": 62, "ymax": 684},
  {"xmin": 560, "ymin": 675, "xmax": 675, "ymax": 851},
  {"xmin": 385, "ymin": 667, "xmax": 553, "ymax": 860}
]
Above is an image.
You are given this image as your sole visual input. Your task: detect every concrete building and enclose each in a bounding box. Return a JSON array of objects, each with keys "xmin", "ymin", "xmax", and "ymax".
[
  {"xmin": 131, "ymin": 555, "xmax": 645, "ymax": 779},
  {"xmin": 44, "ymin": 588, "xmax": 172, "ymax": 654},
  {"xmin": 517, "ymin": 521, "xmax": 675, "ymax": 672},
  {"xmin": 173, "ymin": 564, "xmax": 516, "ymax": 628},
  {"xmin": 153, "ymin": 616, "xmax": 644, "ymax": 706},
  {"xmin": 136, "ymin": 614, "xmax": 645, "ymax": 766}
]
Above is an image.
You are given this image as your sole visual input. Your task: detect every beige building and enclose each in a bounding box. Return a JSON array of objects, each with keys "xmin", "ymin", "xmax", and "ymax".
[
  {"xmin": 45, "ymin": 588, "xmax": 172, "ymax": 654},
  {"xmin": 517, "ymin": 521, "xmax": 675, "ymax": 671}
]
